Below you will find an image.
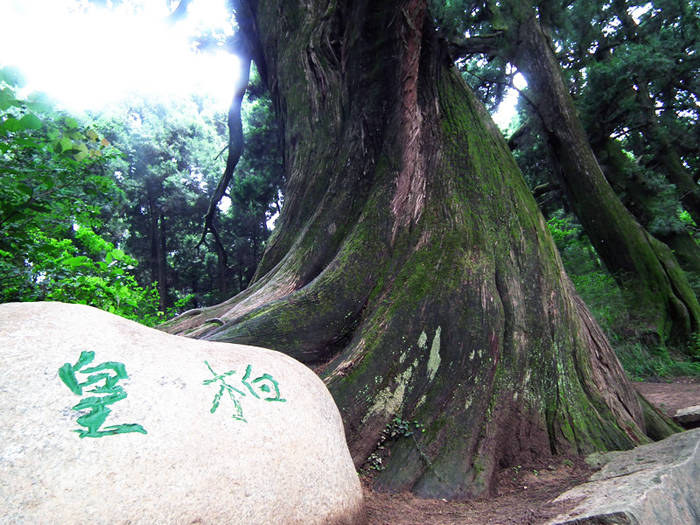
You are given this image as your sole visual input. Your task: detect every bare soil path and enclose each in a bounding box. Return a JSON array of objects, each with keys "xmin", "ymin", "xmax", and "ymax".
[{"xmin": 634, "ymin": 377, "xmax": 700, "ymax": 417}]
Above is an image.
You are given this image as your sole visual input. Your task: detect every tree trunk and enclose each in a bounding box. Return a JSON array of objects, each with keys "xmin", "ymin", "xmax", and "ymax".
[
  {"xmin": 147, "ymin": 198, "xmax": 159, "ymax": 292},
  {"xmin": 163, "ymin": 0, "xmax": 671, "ymax": 498},
  {"xmin": 215, "ymin": 240, "xmax": 229, "ymax": 299},
  {"xmin": 594, "ymin": 136, "xmax": 700, "ymax": 290},
  {"xmin": 146, "ymin": 183, "xmax": 169, "ymax": 311},
  {"xmin": 507, "ymin": 8, "xmax": 700, "ymax": 344},
  {"xmin": 156, "ymin": 213, "xmax": 169, "ymax": 310}
]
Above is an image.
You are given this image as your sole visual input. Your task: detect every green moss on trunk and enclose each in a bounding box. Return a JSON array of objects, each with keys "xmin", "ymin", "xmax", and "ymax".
[
  {"xmin": 508, "ymin": 8, "xmax": 700, "ymax": 345},
  {"xmin": 163, "ymin": 0, "xmax": 677, "ymax": 499}
]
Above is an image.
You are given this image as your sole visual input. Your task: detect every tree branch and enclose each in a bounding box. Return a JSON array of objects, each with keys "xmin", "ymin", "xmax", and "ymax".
[
  {"xmin": 507, "ymin": 122, "xmax": 530, "ymax": 150},
  {"xmin": 196, "ymin": 47, "xmax": 252, "ymax": 253},
  {"xmin": 448, "ymin": 32, "xmax": 505, "ymax": 59},
  {"xmin": 193, "ymin": 0, "xmax": 263, "ymax": 267},
  {"xmin": 532, "ymin": 182, "xmax": 554, "ymax": 200}
]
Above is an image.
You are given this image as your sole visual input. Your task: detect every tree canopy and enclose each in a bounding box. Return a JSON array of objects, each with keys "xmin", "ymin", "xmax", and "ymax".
[{"xmin": 0, "ymin": 67, "xmax": 162, "ymax": 322}]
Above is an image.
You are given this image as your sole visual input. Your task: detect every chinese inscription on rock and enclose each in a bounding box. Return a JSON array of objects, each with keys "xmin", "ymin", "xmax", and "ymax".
[
  {"xmin": 59, "ymin": 350, "xmax": 147, "ymax": 438},
  {"xmin": 203, "ymin": 361, "xmax": 286, "ymax": 422}
]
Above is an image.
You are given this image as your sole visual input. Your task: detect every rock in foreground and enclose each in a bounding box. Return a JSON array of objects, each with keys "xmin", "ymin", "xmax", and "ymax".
[
  {"xmin": 549, "ymin": 428, "xmax": 700, "ymax": 525},
  {"xmin": 0, "ymin": 302, "xmax": 365, "ymax": 524},
  {"xmin": 674, "ymin": 405, "xmax": 700, "ymax": 429}
]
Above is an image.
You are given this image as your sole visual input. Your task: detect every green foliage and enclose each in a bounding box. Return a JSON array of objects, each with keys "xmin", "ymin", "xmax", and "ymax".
[
  {"xmin": 546, "ymin": 212, "xmax": 604, "ymax": 276},
  {"xmin": 1, "ymin": 66, "xmax": 283, "ymax": 323},
  {"xmin": 565, "ymin": 0, "xmax": 699, "ymax": 211},
  {"xmin": 0, "ymin": 77, "xmax": 115, "ymax": 245},
  {"xmin": 459, "ymin": 56, "xmax": 512, "ymax": 112},
  {"xmin": 94, "ymin": 83, "xmax": 283, "ymax": 309},
  {"xmin": 570, "ymin": 272, "xmax": 627, "ymax": 337},
  {"xmin": 0, "ymin": 67, "xmax": 164, "ymax": 324},
  {"xmin": 690, "ymin": 332, "xmax": 700, "ymax": 361},
  {"xmin": 2, "ymin": 226, "xmax": 163, "ymax": 325},
  {"xmin": 385, "ymin": 417, "xmax": 426, "ymax": 439},
  {"xmin": 363, "ymin": 418, "xmax": 426, "ymax": 472},
  {"xmin": 547, "ymin": 210, "xmax": 700, "ymax": 379},
  {"xmin": 615, "ymin": 342, "xmax": 700, "ymax": 382},
  {"xmin": 94, "ymin": 95, "xmax": 230, "ymax": 308}
]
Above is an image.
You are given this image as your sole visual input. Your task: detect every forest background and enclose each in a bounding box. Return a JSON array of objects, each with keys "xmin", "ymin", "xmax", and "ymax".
[{"xmin": 1, "ymin": 0, "xmax": 699, "ymax": 384}]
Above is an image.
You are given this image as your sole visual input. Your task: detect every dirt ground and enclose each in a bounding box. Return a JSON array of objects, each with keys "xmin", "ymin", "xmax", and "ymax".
[
  {"xmin": 634, "ymin": 377, "xmax": 700, "ymax": 417},
  {"xmin": 362, "ymin": 377, "xmax": 700, "ymax": 525}
]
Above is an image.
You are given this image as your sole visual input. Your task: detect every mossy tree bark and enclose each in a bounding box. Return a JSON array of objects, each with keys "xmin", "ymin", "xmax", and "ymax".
[
  {"xmin": 503, "ymin": 6, "xmax": 700, "ymax": 344},
  {"xmin": 593, "ymin": 136, "xmax": 700, "ymax": 289},
  {"xmin": 163, "ymin": 0, "xmax": 669, "ymax": 498}
]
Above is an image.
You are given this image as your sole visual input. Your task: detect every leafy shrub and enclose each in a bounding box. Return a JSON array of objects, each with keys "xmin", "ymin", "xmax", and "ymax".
[
  {"xmin": 615, "ymin": 342, "xmax": 700, "ymax": 381},
  {"xmin": 0, "ymin": 66, "xmax": 167, "ymax": 325}
]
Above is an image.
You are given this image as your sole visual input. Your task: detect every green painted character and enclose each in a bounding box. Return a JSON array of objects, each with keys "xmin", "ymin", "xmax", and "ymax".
[
  {"xmin": 203, "ymin": 361, "xmax": 286, "ymax": 423},
  {"xmin": 240, "ymin": 364, "xmax": 286, "ymax": 403},
  {"xmin": 58, "ymin": 350, "xmax": 147, "ymax": 438},
  {"xmin": 203, "ymin": 360, "xmax": 248, "ymax": 422}
]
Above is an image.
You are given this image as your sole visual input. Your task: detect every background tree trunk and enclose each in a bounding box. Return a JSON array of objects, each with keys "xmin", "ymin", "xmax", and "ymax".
[
  {"xmin": 147, "ymin": 194, "xmax": 169, "ymax": 311},
  {"xmin": 593, "ymin": 136, "xmax": 700, "ymax": 288},
  {"xmin": 157, "ymin": 213, "xmax": 169, "ymax": 310},
  {"xmin": 507, "ymin": 7, "xmax": 700, "ymax": 344},
  {"xmin": 163, "ymin": 0, "xmax": 670, "ymax": 499}
]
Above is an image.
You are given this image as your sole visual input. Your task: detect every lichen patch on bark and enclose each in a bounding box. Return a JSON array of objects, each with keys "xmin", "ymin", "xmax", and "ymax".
[
  {"xmin": 362, "ymin": 359, "xmax": 419, "ymax": 424},
  {"xmin": 426, "ymin": 326, "xmax": 441, "ymax": 382}
]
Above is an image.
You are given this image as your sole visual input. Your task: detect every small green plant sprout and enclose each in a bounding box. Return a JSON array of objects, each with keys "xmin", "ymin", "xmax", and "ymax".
[
  {"xmin": 510, "ymin": 464, "xmax": 522, "ymax": 481},
  {"xmin": 362, "ymin": 418, "xmax": 426, "ymax": 474},
  {"xmin": 383, "ymin": 417, "xmax": 425, "ymax": 439},
  {"xmin": 366, "ymin": 451, "xmax": 385, "ymax": 471}
]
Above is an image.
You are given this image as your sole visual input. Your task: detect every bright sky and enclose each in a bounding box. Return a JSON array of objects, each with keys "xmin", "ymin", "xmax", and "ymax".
[
  {"xmin": 0, "ymin": 0, "xmax": 238, "ymax": 112},
  {"xmin": 0, "ymin": 0, "xmax": 526, "ymax": 131},
  {"xmin": 492, "ymin": 72, "xmax": 527, "ymax": 130}
]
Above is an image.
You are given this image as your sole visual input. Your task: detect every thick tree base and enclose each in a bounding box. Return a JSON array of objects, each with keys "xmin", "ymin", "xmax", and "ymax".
[{"xmin": 163, "ymin": 0, "xmax": 674, "ymax": 499}]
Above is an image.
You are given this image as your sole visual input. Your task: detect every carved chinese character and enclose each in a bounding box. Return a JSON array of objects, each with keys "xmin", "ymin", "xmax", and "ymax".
[
  {"xmin": 202, "ymin": 361, "xmax": 286, "ymax": 423},
  {"xmin": 59, "ymin": 351, "xmax": 147, "ymax": 438}
]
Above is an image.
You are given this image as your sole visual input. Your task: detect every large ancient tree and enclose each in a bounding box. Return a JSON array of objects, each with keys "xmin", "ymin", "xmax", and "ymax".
[{"xmin": 164, "ymin": 0, "xmax": 674, "ymax": 499}]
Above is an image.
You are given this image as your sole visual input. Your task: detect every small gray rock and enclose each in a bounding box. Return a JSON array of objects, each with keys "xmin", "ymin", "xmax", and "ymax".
[
  {"xmin": 548, "ymin": 428, "xmax": 700, "ymax": 525},
  {"xmin": 674, "ymin": 405, "xmax": 700, "ymax": 428},
  {"xmin": 0, "ymin": 302, "xmax": 365, "ymax": 524}
]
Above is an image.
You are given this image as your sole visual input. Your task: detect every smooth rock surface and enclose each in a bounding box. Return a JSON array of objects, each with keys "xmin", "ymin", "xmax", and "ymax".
[
  {"xmin": 549, "ymin": 428, "xmax": 700, "ymax": 525},
  {"xmin": 0, "ymin": 302, "xmax": 365, "ymax": 524}
]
